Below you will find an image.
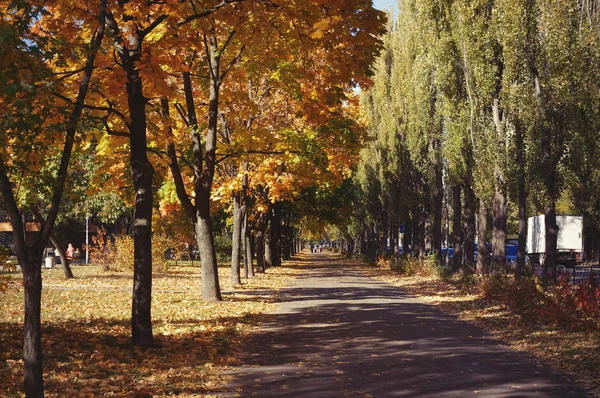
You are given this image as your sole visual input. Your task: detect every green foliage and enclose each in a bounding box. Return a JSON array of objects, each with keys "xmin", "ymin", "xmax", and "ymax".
[
  {"xmin": 350, "ymin": 0, "xmax": 600, "ymax": 267},
  {"xmin": 214, "ymin": 233, "xmax": 233, "ymax": 263}
]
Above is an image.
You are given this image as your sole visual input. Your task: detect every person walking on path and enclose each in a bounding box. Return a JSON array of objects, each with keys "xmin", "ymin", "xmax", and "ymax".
[{"xmin": 224, "ymin": 252, "xmax": 588, "ymax": 397}]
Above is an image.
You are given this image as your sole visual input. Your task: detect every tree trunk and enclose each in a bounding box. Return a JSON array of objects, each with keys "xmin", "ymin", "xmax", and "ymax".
[
  {"xmin": 230, "ymin": 193, "xmax": 243, "ymax": 285},
  {"xmin": 255, "ymin": 211, "xmax": 267, "ymax": 272},
  {"xmin": 264, "ymin": 215, "xmax": 272, "ymax": 269},
  {"xmin": 390, "ymin": 223, "xmax": 398, "ymax": 255},
  {"xmin": 125, "ymin": 60, "xmax": 155, "ymax": 348},
  {"xmin": 282, "ymin": 225, "xmax": 291, "ymax": 260},
  {"xmin": 418, "ymin": 200, "xmax": 427, "ymax": 257},
  {"xmin": 515, "ymin": 120, "xmax": 527, "ymax": 277},
  {"xmin": 583, "ymin": 221, "xmax": 600, "ymax": 263},
  {"xmin": 477, "ymin": 200, "xmax": 489, "ymax": 274},
  {"xmin": 360, "ymin": 223, "xmax": 367, "ymax": 255},
  {"xmin": 0, "ymin": 4, "xmax": 106, "ymax": 394},
  {"xmin": 452, "ymin": 184, "xmax": 463, "ymax": 272},
  {"xmin": 433, "ymin": 161, "xmax": 443, "ymax": 261},
  {"xmin": 403, "ymin": 210, "xmax": 412, "ymax": 255},
  {"xmin": 411, "ymin": 204, "xmax": 420, "ymax": 256},
  {"xmin": 243, "ymin": 210, "xmax": 254, "ymax": 278},
  {"xmin": 23, "ymin": 255, "xmax": 44, "ymax": 398},
  {"xmin": 49, "ymin": 234, "xmax": 73, "ymax": 279},
  {"xmin": 195, "ymin": 35, "xmax": 222, "ymax": 301},
  {"xmin": 269, "ymin": 203, "xmax": 282, "ymax": 266},
  {"xmin": 543, "ymin": 201, "xmax": 559, "ymax": 284},
  {"xmin": 195, "ymin": 204, "xmax": 222, "ymax": 300},
  {"xmin": 463, "ymin": 184, "xmax": 476, "ymax": 274},
  {"xmin": 491, "ymin": 188, "xmax": 507, "ymax": 270}
]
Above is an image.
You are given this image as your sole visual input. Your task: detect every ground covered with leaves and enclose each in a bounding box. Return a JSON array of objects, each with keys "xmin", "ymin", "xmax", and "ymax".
[
  {"xmin": 1, "ymin": 262, "xmax": 300, "ymax": 397},
  {"xmin": 367, "ymin": 262, "xmax": 600, "ymax": 397}
]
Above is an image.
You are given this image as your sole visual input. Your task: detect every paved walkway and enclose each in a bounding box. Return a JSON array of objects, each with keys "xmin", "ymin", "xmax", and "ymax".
[{"xmin": 222, "ymin": 252, "xmax": 588, "ymax": 397}]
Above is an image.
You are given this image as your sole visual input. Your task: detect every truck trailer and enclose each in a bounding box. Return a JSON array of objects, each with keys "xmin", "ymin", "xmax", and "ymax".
[{"xmin": 526, "ymin": 215, "xmax": 583, "ymax": 264}]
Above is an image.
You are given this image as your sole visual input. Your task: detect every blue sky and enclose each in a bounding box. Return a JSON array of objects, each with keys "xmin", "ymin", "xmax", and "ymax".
[{"xmin": 373, "ymin": 0, "xmax": 397, "ymax": 10}]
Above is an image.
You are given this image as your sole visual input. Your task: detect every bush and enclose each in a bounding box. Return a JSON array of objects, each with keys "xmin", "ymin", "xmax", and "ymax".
[
  {"xmin": 574, "ymin": 275, "xmax": 600, "ymax": 324},
  {"xmin": 388, "ymin": 253, "xmax": 441, "ymax": 277},
  {"xmin": 152, "ymin": 233, "xmax": 173, "ymax": 273},
  {"xmin": 214, "ymin": 233, "xmax": 232, "ymax": 263},
  {"xmin": 90, "ymin": 227, "xmax": 114, "ymax": 271},
  {"xmin": 478, "ymin": 272, "xmax": 600, "ymax": 330},
  {"xmin": 480, "ymin": 274, "xmax": 547, "ymax": 322},
  {"xmin": 90, "ymin": 227, "xmax": 134, "ymax": 272},
  {"xmin": 111, "ymin": 234, "xmax": 135, "ymax": 272}
]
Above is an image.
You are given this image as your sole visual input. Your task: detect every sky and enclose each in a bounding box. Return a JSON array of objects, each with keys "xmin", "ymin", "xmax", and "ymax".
[{"xmin": 373, "ymin": 0, "xmax": 397, "ymax": 10}]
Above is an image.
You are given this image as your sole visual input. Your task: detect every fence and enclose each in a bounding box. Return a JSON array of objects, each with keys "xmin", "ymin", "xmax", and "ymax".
[
  {"xmin": 533, "ymin": 265, "xmax": 600, "ymax": 285},
  {"xmin": 165, "ymin": 250, "xmax": 201, "ymax": 267}
]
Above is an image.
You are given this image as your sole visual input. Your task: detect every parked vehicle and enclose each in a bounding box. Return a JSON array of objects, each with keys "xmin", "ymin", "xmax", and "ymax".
[
  {"xmin": 442, "ymin": 242, "xmax": 518, "ymax": 264},
  {"xmin": 526, "ymin": 214, "xmax": 583, "ymax": 265}
]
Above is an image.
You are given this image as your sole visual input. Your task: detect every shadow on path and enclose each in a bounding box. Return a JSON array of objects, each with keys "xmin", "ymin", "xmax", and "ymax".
[{"xmin": 221, "ymin": 253, "xmax": 588, "ymax": 397}]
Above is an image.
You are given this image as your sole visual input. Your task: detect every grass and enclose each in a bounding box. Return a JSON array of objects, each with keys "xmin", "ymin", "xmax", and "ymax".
[{"xmin": 0, "ymin": 261, "xmax": 300, "ymax": 397}]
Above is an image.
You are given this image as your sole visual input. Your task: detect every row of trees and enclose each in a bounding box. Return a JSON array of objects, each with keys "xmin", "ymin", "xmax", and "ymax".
[
  {"xmin": 0, "ymin": 0, "xmax": 385, "ymax": 396},
  {"xmin": 344, "ymin": 0, "xmax": 599, "ymax": 277}
]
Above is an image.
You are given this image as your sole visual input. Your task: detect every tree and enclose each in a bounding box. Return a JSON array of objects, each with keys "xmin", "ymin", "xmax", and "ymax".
[
  {"xmin": 164, "ymin": 0, "xmax": 384, "ymax": 295},
  {"xmin": 0, "ymin": 1, "xmax": 106, "ymax": 395}
]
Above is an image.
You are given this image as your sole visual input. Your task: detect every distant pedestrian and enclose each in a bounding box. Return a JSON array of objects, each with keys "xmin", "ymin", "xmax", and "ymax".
[{"xmin": 66, "ymin": 243, "xmax": 75, "ymax": 259}]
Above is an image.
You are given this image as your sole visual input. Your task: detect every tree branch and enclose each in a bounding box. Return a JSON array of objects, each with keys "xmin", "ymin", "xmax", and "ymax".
[
  {"xmin": 161, "ymin": 98, "xmax": 196, "ymax": 221},
  {"xmin": 220, "ymin": 44, "xmax": 245, "ymax": 81},
  {"xmin": 216, "ymin": 150, "xmax": 300, "ymax": 164},
  {"xmin": 176, "ymin": 0, "xmax": 245, "ymax": 27},
  {"xmin": 40, "ymin": 0, "xmax": 108, "ymax": 248}
]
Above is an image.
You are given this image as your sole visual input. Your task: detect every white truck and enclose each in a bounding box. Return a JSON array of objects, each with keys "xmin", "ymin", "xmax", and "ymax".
[{"xmin": 526, "ymin": 215, "xmax": 583, "ymax": 264}]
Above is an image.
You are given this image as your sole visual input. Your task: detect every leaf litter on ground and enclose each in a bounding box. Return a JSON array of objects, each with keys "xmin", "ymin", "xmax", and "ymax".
[
  {"xmin": 367, "ymin": 265, "xmax": 600, "ymax": 397},
  {"xmin": 1, "ymin": 260, "xmax": 301, "ymax": 397}
]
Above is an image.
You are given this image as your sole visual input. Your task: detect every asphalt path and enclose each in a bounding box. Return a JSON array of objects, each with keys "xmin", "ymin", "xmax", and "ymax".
[{"xmin": 222, "ymin": 252, "xmax": 588, "ymax": 397}]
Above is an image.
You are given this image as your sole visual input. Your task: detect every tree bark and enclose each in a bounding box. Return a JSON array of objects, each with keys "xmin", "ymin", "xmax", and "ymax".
[
  {"xmin": 477, "ymin": 200, "xmax": 489, "ymax": 274},
  {"xmin": 452, "ymin": 184, "xmax": 463, "ymax": 272},
  {"xmin": 543, "ymin": 201, "xmax": 559, "ymax": 284},
  {"xmin": 243, "ymin": 210, "xmax": 254, "ymax": 278},
  {"xmin": 269, "ymin": 202, "xmax": 282, "ymax": 266},
  {"xmin": 264, "ymin": 235, "xmax": 272, "ymax": 267},
  {"xmin": 195, "ymin": 35, "xmax": 223, "ymax": 301},
  {"xmin": 255, "ymin": 211, "xmax": 267, "ymax": 272},
  {"xmin": 411, "ymin": 204, "xmax": 420, "ymax": 256},
  {"xmin": 195, "ymin": 201, "xmax": 222, "ymax": 300},
  {"xmin": 463, "ymin": 184, "xmax": 476, "ymax": 273},
  {"xmin": 31, "ymin": 207, "xmax": 74, "ymax": 279},
  {"xmin": 491, "ymin": 98, "xmax": 508, "ymax": 272},
  {"xmin": 491, "ymin": 188, "xmax": 507, "ymax": 270},
  {"xmin": 125, "ymin": 59, "xmax": 155, "ymax": 348},
  {"xmin": 23, "ymin": 257, "xmax": 43, "ymax": 398},
  {"xmin": 433, "ymin": 160, "xmax": 443, "ymax": 261},
  {"xmin": 230, "ymin": 193, "xmax": 243, "ymax": 285},
  {"xmin": 510, "ymin": 118, "xmax": 527, "ymax": 276},
  {"xmin": 264, "ymin": 209, "xmax": 272, "ymax": 268},
  {"xmin": 49, "ymin": 234, "xmax": 73, "ymax": 279},
  {"xmin": 403, "ymin": 210, "xmax": 412, "ymax": 255},
  {"xmin": 418, "ymin": 190, "xmax": 428, "ymax": 256}
]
